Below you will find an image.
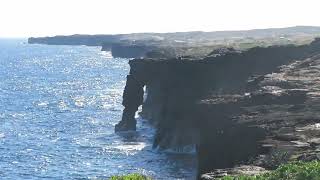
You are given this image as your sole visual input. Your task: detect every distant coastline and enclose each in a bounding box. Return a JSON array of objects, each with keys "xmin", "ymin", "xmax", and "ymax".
[{"xmin": 28, "ymin": 26, "xmax": 320, "ymax": 59}]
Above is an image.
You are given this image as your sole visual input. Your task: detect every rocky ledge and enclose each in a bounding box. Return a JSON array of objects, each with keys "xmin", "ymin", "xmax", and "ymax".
[{"xmin": 116, "ymin": 38, "xmax": 320, "ymax": 179}]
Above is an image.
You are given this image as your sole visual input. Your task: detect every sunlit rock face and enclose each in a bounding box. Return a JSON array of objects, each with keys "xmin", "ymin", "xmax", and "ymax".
[{"xmin": 118, "ymin": 38, "xmax": 320, "ymax": 177}]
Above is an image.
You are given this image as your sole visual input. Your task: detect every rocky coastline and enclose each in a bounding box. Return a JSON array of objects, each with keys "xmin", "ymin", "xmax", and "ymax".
[
  {"xmin": 116, "ymin": 39, "xmax": 320, "ymax": 179},
  {"xmin": 28, "ymin": 27, "xmax": 320, "ymax": 179}
]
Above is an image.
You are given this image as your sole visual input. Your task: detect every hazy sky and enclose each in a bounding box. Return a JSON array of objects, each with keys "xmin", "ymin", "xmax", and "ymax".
[{"xmin": 0, "ymin": 0, "xmax": 320, "ymax": 37}]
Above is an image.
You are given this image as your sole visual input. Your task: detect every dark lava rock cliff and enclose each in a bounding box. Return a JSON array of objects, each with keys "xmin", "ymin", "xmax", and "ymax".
[{"xmin": 117, "ymin": 38, "xmax": 320, "ymax": 179}]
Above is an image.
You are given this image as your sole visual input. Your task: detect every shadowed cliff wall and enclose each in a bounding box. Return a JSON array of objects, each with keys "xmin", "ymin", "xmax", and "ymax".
[{"xmin": 119, "ymin": 39, "xmax": 320, "ymax": 177}]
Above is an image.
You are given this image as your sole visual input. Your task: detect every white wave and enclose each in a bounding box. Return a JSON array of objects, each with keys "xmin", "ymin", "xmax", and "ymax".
[
  {"xmin": 74, "ymin": 97, "xmax": 86, "ymax": 108},
  {"xmin": 37, "ymin": 101, "xmax": 49, "ymax": 107},
  {"xmin": 114, "ymin": 142, "xmax": 147, "ymax": 155},
  {"xmin": 0, "ymin": 133, "xmax": 5, "ymax": 138},
  {"xmin": 11, "ymin": 113, "xmax": 26, "ymax": 118},
  {"xmin": 58, "ymin": 100, "xmax": 68, "ymax": 110},
  {"xmin": 161, "ymin": 144, "xmax": 197, "ymax": 154},
  {"xmin": 100, "ymin": 51, "xmax": 113, "ymax": 58}
]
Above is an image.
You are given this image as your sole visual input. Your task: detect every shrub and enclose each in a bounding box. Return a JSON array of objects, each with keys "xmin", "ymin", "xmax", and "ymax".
[
  {"xmin": 220, "ymin": 161, "xmax": 320, "ymax": 180},
  {"xmin": 110, "ymin": 173, "xmax": 152, "ymax": 180}
]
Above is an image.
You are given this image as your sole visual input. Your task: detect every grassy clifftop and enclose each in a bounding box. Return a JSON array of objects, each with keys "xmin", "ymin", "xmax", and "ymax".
[
  {"xmin": 110, "ymin": 161, "xmax": 320, "ymax": 180},
  {"xmin": 110, "ymin": 173, "xmax": 151, "ymax": 180},
  {"xmin": 221, "ymin": 161, "xmax": 320, "ymax": 180}
]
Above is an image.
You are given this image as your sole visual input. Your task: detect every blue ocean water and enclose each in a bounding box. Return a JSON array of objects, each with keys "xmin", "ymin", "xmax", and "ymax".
[{"xmin": 0, "ymin": 39, "xmax": 196, "ymax": 179}]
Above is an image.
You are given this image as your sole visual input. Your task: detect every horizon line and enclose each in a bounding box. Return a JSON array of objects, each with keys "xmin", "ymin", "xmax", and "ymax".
[{"xmin": 2, "ymin": 25, "xmax": 320, "ymax": 39}]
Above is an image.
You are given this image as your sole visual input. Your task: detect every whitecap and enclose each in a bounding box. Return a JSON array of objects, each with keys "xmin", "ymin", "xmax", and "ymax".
[
  {"xmin": 11, "ymin": 113, "xmax": 26, "ymax": 118},
  {"xmin": 74, "ymin": 97, "xmax": 86, "ymax": 108},
  {"xmin": 75, "ymin": 101, "xmax": 85, "ymax": 107},
  {"xmin": 58, "ymin": 100, "xmax": 68, "ymax": 110},
  {"xmin": 161, "ymin": 144, "xmax": 197, "ymax": 154},
  {"xmin": 37, "ymin": 101, "xmax": 49, "ymax": 107},
  {"xmin": 100, "ymin": 51, "xmax": 113, "ymax": 58},
  {"xmin": 114, "ymin": 142, "xmax": 147, "ymax": 152},
  {"xmin": 0, "ymin": 133, "xmax": 5, "ymax": 138}
]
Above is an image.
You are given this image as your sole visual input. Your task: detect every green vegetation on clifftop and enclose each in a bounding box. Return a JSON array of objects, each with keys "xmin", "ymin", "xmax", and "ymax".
[
  {"xmin": 110, "ymin": 173, "xmax": 152, "ymax": 180},
  {"xmin": 220, "ymin": 161, "xmax": 320, "ymax": 180}
]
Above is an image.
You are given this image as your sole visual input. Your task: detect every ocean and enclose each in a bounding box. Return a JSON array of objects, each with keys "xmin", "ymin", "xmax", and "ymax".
[{"xmin": 0, "ymin": 39, "xmax": 196, "ymax": 179}]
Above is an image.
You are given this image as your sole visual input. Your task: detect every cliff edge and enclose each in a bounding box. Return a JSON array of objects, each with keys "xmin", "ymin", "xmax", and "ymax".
[{"xmin": 117, "ymin": 38, "xmax": 320, "ymax": 178}]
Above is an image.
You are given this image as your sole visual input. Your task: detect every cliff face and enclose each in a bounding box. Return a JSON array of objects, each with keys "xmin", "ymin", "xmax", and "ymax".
[
  {"xmin": 111, "ymin": 43, "xmax": 155, "ymax": 58},
  {"xmin": 118, "ymin": 39, "xmax": 320, "ymax": 178}
]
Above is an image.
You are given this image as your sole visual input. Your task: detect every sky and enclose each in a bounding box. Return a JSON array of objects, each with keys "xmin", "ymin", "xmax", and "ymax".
[{"xmin": 0, "ymin": 0, "xmax": 320, "ymax": 37}]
